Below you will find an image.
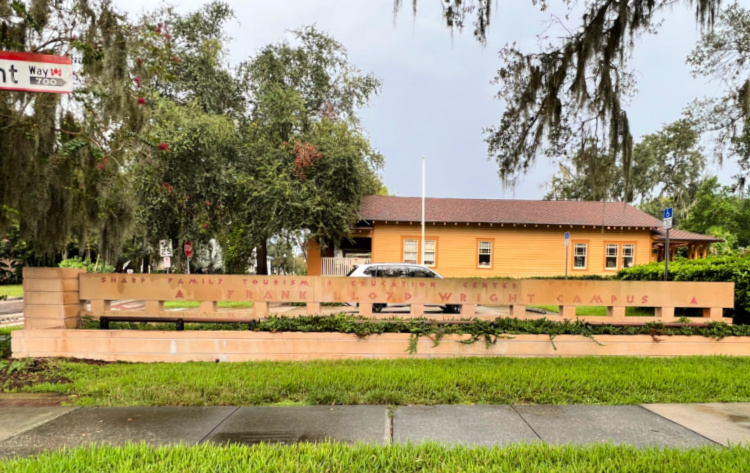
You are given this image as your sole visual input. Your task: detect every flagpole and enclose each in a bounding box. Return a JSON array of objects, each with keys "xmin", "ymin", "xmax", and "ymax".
[{"xmin": 421, "ymin": 156, "xmax": 426, "ymax": 265}]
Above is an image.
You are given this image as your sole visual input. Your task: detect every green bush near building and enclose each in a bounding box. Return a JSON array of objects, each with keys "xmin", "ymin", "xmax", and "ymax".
[{"xmin": 617, "ymin": 256, "xmax": 750, "ymax": 324}]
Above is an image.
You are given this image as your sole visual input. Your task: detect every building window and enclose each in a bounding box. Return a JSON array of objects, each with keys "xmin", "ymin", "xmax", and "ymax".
[
  {"xmin": 403, "ymin": 239, "xmax": 418, "ymax": 264},
  {"xmin": 573, "ymin": 243, "xmax": 587, "ymax": 269},
  {"xmin": 622, "ymin": 244, "xmax": 635, "ymax": 268},
  {"xmin": 424, "ymin": 239, "xmax": 436, "ymax": 267},
  {"xmin": 478, "ymin": 241, "xmax": 492, "ymax": 267},
  {"xmin": 605, "ymin": 244, "xmax": 619, "ymax": 270}
]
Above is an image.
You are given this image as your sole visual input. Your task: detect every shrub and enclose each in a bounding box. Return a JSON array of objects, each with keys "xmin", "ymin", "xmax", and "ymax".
[
  {"xmin": 59, "ymin": 257, "xmax": 114, "ymax": 274},
  {"xmin": 617, "ymin": 255, "xmax": 750, "ymax": 324}
]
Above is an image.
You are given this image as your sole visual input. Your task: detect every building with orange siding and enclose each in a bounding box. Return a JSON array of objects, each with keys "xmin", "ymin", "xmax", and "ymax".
[{"xmin": 307, "ymin": 196, "xmax": 721, "ymax": 277}]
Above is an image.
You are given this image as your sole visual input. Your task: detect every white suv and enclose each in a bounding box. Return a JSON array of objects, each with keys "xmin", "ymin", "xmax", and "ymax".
[{"xmin": 347, "ymin": 263, "xmax": 461, "ymax": 313}]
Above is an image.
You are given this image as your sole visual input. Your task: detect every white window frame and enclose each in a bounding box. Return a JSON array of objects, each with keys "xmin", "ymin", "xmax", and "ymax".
[
  {"xmin": 403, "ymin": 239, "xmax": 418, "ymax": 264},
  {"xmin": 423, "ymin": 239, "xmax": 436, "ymax": 267},
  {"xmin": 573, "ymin": 243, "xmax": 588, "ymax": 269},
  {"xmin": 622, "ymin": 244, "xmax": 635, "ymax": 269},
  {"xmin": 478, "ymin": 240, "xmax": 492, "ymax": 268},
  {"xmin": 605, "ymin": 244, "xmax": 619, "ymax": 271}
]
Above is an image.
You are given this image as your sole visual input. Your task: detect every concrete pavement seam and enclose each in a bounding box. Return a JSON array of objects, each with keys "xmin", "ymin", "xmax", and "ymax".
[
  {"xmin": 0, "ymin": 406, "xmax": 81, "ymax": 443},
  {"xmin": 510, "ymin": 405, "xmax": 543, "ymax": 442},
  {"xmin": 637, "ymin": 404, "xmax": 723, "ymax": 447},
  {"xmin": 196, "ymin": 407, "xmax": 240, "ymax": 445},
  {"xmin": 385, "ymin": 406, "xmax": 394, "ymax": 445}
]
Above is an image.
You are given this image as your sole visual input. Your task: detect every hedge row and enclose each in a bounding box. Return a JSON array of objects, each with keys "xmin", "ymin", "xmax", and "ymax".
[{"xmin": 617, "ymin": 256, "xmax": 750, "ymax": 324}]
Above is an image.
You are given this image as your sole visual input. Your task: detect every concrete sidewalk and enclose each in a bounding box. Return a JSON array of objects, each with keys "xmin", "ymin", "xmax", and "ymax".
[{"xmin": 1, "ymin": 403, "xmax": 749, "ymax": 457}]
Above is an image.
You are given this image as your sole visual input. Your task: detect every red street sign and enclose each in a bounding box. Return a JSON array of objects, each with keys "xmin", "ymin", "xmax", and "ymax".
[
  {"xmin": 184, "ymin": 241, "xmax": 193, "ymax": 258},
  {"xmin": 0, "ymin": 52, "xmax": 73, "ymax": 94}
]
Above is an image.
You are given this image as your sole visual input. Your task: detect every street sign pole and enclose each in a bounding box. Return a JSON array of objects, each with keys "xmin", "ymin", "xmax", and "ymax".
[
  {"xmin": 665, "ymin": 228, "xmax": 670, "ymax": 281},
  {"xmin": 564, "ymin": 232, "xmax": 570, "ymax": 280},
  {"xmin": 663, "ymin": 208, "xmax": 673, "ymax": 282}
]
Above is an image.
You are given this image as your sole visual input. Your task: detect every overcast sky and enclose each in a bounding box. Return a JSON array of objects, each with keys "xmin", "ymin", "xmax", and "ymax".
[{"xmin": 117, "ymin": 0, "xmax": 738, "ymax": 200}]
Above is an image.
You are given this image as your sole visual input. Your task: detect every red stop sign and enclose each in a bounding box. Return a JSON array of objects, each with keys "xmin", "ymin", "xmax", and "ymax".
[{"xmin": 184, "ymin": 240, "xmax": 193, "ymax": 258}]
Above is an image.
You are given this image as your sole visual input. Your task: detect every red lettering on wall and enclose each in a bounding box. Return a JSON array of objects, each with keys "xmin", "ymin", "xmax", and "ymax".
[
  {"xmin": 141, "ymin": 278, "xmax": 146, "ymax": 283},
  {"xmin": 369, "ymin": 292, "xmax": 378, "ymax": 300},
  {"xmin": 351, "ymin": 281, "xmax": 357, "ymax": 287},
  {"xmin": 189, "ymin": 279, "xmax": 197, "ymax": 285},
  {"xmin": 460, "ymin": 293, "xmax": 467, "ymax": 302},
  {"xmin": 490, "ymin": 294, "xmax": 499, "ymax": 302},
  {"xmin": 589, "ymin": 295, "xmax": 603, "ymax": 304},
  {"xmin": 263, "ymin": 279, "xmax": 269, "ymax": 285},
  {"xmin": 573, "ymin": 296, "xmax": 582, "ymax": 303},
  {"xmin": 626, "ymin": 295, "xmax": 635, "ymax": 303},
  {"xmin": 691, "ymin": 297, "xmax": 698, "ymax": 305},
  {"xmin": 252, "ymin": 280, "xmax": 258, "ymax": 285},
  {"xmin": 242, "ymin": 279, "xmax": 247, "ymax": 285},
  {"xmin": 177, "ymin": 279, "xmax": 184, "ymax": 285},
  {"xmin": 301, "ymin": 280, "xmax": 309, "ymax": 286},
  {"xmin": 439, "ymin": 293, "xmax": 452, "ymax": 302},
  {"xmin": 121, "ymin": 278, "xmax": 127, "ymax": 283},
  {"xmin": 167, "ymin": 278, "xmax": 173, "ymax": 284},
  {"xmin": 263, "ymin": 291, "xmax": 273, "ymax": 299},
  {"xmin": 610, "ymin": 295, "xmax": 617, "ymax": 304},
  {"xmin": 227, "ymin": 290, "xmax": 235, "ymax": 298},
  {"xmin": 246, "ymin": 290, "xmax": 253, "ymax": 299},
  {"xmin": 217, "ymin": 279, "xmax": 223, "ymax": 285},
  {"xmin": 527, "ymin": 294, "xmax": 535, "ymax": 303},
  {"xmin": 556, "ymin": 295, "xmax": 563, "ymax": 303},
  {"xmin": 274, "ymin": 279, "xmax": 279, "ymax": 285},
  {"xmin": 641, "ymin": 296, "xmax": 648, "ymax": 304},
  {"xmin": 509, "ymin": 294, "xmax": 517, "ymax": 303},
  {"xmin": 175, "ymin": 290, "xmax": 184, "ymax": 298},
  {"xmin": 463, "ymin": 283, "xmax": 469, "ymax": 288},
  {"xmin": 387, "ymin": 292, "xmax": 394, "ymax": 301},
  {"xmin": 101, "ymin": 277, "xmax": 106, "ymax": 283},
  {"xmin": 430, "ymin": 282, "xmax": 436, "ymax": 287},
  {"xmin": 299, "ymin": 291, "xmax": 307, "ymax": 299},
  {"xmin": 405, "ymin": 293, "xmax": 412, "ymax": 301},
  {"xmin": 281, "ymin": 291, "xmax": 290, "ymax": 299}
]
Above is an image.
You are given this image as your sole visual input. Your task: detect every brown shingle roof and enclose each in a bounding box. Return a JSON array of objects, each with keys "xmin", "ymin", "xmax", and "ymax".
[
  {"xmin": 652, "ymin": 228, "xmax": 724, "ymax": 243},
  {"xmin": 359, "ymin": 196, "xmax": 663, "ymax": 228}
]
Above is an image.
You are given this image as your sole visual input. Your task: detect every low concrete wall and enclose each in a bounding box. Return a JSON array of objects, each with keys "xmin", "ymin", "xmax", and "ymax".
[{"xmin": 11, "ymin": 330, "xmax": 750, "ymax": 362}]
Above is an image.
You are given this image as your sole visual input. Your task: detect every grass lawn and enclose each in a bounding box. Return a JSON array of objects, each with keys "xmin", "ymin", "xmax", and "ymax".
[
  {"xmin": 163, "ymin": 301, "xmax": 254, "ymax": 309},
  {"xmin": 532, "ymin": 305, "xmax": 655, "ymax": 316},
  {"xmin": 13, "ymin": 356, "xmax": 750, "ymax": 406},
  {"xmin": 0, "ymin": 284, "xmax": 23, "ymax": 298},
  {"xmin": 1, "ymin": 442, "xmax": 748, "ymax": 472}
]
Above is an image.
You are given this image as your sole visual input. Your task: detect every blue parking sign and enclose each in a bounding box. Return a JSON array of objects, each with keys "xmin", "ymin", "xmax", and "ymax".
[
  {"xmin": 564, "ymin": 232, "xmax": 570, "ymax": 239},
  {"xmin": 663, "ymin": 208, "xmax": 673, "ymax": 219}
]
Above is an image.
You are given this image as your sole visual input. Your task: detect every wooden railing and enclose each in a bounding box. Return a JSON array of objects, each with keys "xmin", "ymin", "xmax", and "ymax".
[{"xmin": 320, "ymin": 257, "xmax": 371, "ymax": 276}]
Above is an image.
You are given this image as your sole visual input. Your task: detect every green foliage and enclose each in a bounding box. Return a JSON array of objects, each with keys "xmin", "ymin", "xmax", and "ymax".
[
  {"xmin": 688, "ymin": 3, "xmax": 750, "ymax": 173},
  {"xmin": 4, "ymin": 442, "xmax": 750, "ymax": 472},
  {"xmin": 59, "ymin": 257, "xmax": 113, "ymax": 274},
  {"xmin": 617, "ymin": 256, "xmax": 750, "ymax": 323},
  {"xmin": 29, "ymin": 356, "xmax": 750, "ymax": 406}
]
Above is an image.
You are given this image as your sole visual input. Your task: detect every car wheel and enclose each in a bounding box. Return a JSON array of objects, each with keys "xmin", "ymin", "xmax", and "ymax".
[{"xmin": 373, "ymin": 303, "xmax": 385, "ymax": 313}]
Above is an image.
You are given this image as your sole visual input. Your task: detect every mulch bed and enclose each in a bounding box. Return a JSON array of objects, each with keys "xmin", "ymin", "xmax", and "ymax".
[{"xmin": 0, "ymin": 359, "xmax": 70, "ymax": 392}]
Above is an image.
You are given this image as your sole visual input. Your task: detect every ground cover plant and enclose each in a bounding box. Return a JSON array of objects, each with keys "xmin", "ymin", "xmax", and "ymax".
[
  {"xmin": 8, "ymin": 356, "xmax": 750, "ymax": 406},
  {"xmin": 1, "ymin": 442, "xmax": 749, "ymax": 472},
  {"xmin": 80, "ymin": 314, "xmax": 750, "ymax": 340},
  {"xmin": 162, "ymin": 301, "xmax": 254, "ymax": 310}
]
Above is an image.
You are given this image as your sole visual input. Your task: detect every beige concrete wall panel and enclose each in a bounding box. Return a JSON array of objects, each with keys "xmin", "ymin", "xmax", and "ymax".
[
  {"xmin": 24, "ymin": 304, "xmax": 80, "ymax": 319},
  {"xmin": 12, "ymin": 331, "xmax": 750, "ymax": 362},
  {"xmin": 520, "ymin": 280, "xmax": 734, "ymax": 308},
  {"xmin": 24, "ymin": 278, "xmax": 78, "ymax": 293},
  {"xmin": 24, "ymin": 292, "xmax": 80, "ymax": 305},
  {"xmin": 79, "ymin": 274, "xmax": 316, "ymax": 302},
  {"xmin": 23, "ymin": 268, "xmax": 86, "ymax": 279}
]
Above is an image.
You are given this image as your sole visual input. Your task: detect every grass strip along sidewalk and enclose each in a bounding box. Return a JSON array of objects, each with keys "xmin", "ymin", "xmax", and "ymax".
[
  {"xmin": 2, "ymin": 442, "xmax": 750, "ymax": 472},
  {"xmin": 9, "ymin": 356, "xmax": 750, "ymax": 406}
]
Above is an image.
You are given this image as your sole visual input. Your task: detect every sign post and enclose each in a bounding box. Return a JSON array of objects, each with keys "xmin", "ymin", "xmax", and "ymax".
[
  {"xmin": 159, "ymin": 239, "xmax": 173, "ymax": 274},
  {"xmin": 184, "ymin": 240, "xmax": 193, "ymax": 275},
  {"xmin": 564, "ymin": 232, "xmax": 570, "ymax": 279},
  {"xmin": 663, "ymin": 208, "xmax": 673, "ymax": 281}
]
